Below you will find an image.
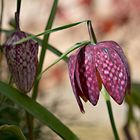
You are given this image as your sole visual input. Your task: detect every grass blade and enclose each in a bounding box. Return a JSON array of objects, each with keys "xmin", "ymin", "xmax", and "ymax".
[
  {"xmin": 14, "ymin": 20, "xmax": 87, "ymax": 45},
  {"xmin": 0, "ymin": 0, "xmax": 4, "ymax": 44},
  {"xmin": 38, "ymin": 41, "xmax": 90, "ymax": 79},
  {"xmin": 0, "ymin": 81, "xmax": 80, "ymax": 140},
  {"xmin": 0, "ymin": 29, "xmax": 68, "ymax": 62},
  {"xmin": 32, "ymin": 0, "xmax": 58, "ymax": 100},
  {"xmin": 0, "ymin": 28, "xmax": 15, "ymax": 36}
]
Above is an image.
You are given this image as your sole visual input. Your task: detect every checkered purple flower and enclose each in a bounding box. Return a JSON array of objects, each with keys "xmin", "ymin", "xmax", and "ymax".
[
  {"xmin": 4, "ymin": 30, "xmax": 39, "ymax": 93},
  {"xmin": 68, "ymin": 41, "xmax": 130, "ymax": 112}
]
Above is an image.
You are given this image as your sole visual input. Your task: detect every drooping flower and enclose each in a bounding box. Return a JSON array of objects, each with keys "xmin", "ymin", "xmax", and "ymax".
[
  {"xmin": 4, "ymin": 30, "xmax": 39, "ymax": 93},
  {"xmin": 68, "ymin": 41, "xmax": 130, "ymax": 112}
]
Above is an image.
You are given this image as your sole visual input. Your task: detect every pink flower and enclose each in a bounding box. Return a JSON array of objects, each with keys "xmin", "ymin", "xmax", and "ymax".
[{"xmin": 68, "ymin": 41, "xmax": 130, "ymax": 112}]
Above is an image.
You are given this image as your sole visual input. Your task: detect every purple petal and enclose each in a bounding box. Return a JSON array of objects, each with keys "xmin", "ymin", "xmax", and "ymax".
[
  {"xmin": 95, "ymin": 41, "xmax": 129, "ymax": 104},
  {"xmin": 97, "ymin": 41, "xmax": 131, "ymax": 94},
  {"xmin": 77, "ymin": 45, "xmax": 100, "ymax": 105},
  {"xmin": 68, "ymin": 52, "xmax": 85, "ymax": 113},
  {"xmin": 4, "ymin": 31, "xmax": 38, "ymax": 93}
]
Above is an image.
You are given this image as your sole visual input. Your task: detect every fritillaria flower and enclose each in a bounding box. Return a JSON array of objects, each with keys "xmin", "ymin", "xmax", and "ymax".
[
  {"xmin": 68, "ymin": 41, "xmax": 130, "ymax": 112},
  {"xmin": 4, "ymin": 30, "xmax": 39, "ymax": 93}
]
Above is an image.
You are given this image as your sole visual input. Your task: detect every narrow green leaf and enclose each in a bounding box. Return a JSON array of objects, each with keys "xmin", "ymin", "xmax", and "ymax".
[
  {"xmin": 0, "ymin": 28, "xmax": 15, "ymax": 35},
  {"xmin": 32, "ymin": 0, "xmax": 59, "ymax": 100},
  {"xmin": 0, "ymin": 29, "xmax": 68, "ymax": 62},
  {"xmin": 14, "ymin": 20, "xmax": 87, "ymax": 45},
  {"xmin": 0, "ymin": 0, "xmax": 4, "ymax": 33},
  {"xmin": 0, "ymin": 0, "xmax": 4, "ymax": 24},
  {"xmin": 101, "ymin": 86, "xmax": 120, "ymax": 140},
  {"xmin": 42, "ymin": 0, "xmax": 58, "ymax": 42},
  {"xmin": 0, "ymin": 0, "xmax": 4, "ymax": 46},
  {"xmin": 0, "ymin": 125, "xmax": 27, "ymax": 140},
  {"xmin": 0, "ymin": 81, "xmax": 80, "ymax": 140},
  {"xmin": 38, "ymin": 41, "xmax": 90, "ymax": 79}
]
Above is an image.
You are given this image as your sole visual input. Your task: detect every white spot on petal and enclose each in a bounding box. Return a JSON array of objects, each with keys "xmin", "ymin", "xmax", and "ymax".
[
  {"xmin": 111, "ymin": 68, "xmax": 115, "ymax": 73},
  {"xmin": 109, "ymin": 62, "xmax": 113, "ymax": 66},
  {"xmin": 104, "ymin": 55, "xmax": 107, "ymax": 59},
  {"xmin": 87, "ymin": 82, "xmax": 91, "ymax": 88},
  {"xmin": 110, "ymin": 73, "xmax": 113, "ymax": 78},
  {"xmin": 103, "ymin": 63, "xmax": 107, "ymax": 68},
  {"xmin": 106, "ymin": 60, "xmax": 109, "ymax": 64},
  {"xmin": 121, "ymin": 80, "xmax": 125, "ymax": 85},
  {"xmin": 119, "ymin": 72, "xmax": 123, "ymax": 78},
  {"xmin": 88, "ymin": 77, "xmax": 92, "ymax": 81},
  {"xmin": 104, "ymin": 70, "xmax": 109, "ymax": 75},
  {"xmin": 113, "ymin": 76, "xmax": 117, "ymax": 81},
  {"xmin": 85, "ymin": 66, "xmax": 89, "ymax": 70}
]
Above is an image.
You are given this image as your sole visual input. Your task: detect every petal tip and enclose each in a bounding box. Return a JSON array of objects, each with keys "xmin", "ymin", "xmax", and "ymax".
[
  {"xmin": 114, "ymin": 96, "xmax": 124, "ymax": 105},
  {"xmin": 89, "ymin": 97, "xmax": 99, "ymax": 106}
]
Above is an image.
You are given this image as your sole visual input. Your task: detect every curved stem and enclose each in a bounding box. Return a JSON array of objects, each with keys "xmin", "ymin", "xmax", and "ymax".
[
  {"xmin": 0, "ymin": 0, "xmax": 4, "ymax": 46},
  {"xmin": 88, "ymin": 20, "xmax": 120, "ymax": 140},
  {"xmin": 102, "ymin": 86, "xmax": 120, "ymax": 140},
  {"xmin": 37, "ymin": 41, "xmax": 90, "ymax": 80},
  {"xmin": 15, "ymin": 0, "xmax": 21, "ymax": 30},
  {"xmin": 87, "ymin": 20, "xmax": 97, "ymax": 44},
  {"xmin": 16, "ymin": 0, "xmax": 21, "ymax": 15},
  {"xmin": 15, "ymin": 1, "xmax": 35, "ymax": 139},
  {"xmin": 26, "ymin": 112, "xmax": 34, "ymax": 140}
]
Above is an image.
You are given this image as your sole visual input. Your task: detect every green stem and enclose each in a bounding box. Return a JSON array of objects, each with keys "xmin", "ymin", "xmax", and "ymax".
[
  {"xmin": 0, "ymin": 0, "xmax": 4, "ymax": 46},
  {"xmin": 15, "ymin": 1, "xmax": 34, "ymax": 139},
  {"xmin": 32, "ymin": 0, "xmax": 58, "ymax": 100},
  {"xmin": 26, "ymin": 112, "xmax": 34, "ymax": 140},
  {"xmin": 88, "ymin": 20, "xmax": 120, "ymax": 140},
  {"xmin": 14, "ymin": 21, "xmax": 87, "ymax": 45},
  {"xmin": 87, "ymin": 20, "xmax": 97, "ymax": 44},
  {"xmin": 30, "ymin": 1, "xmax": 58, "ymax": 139},
  {"xmin": 102, "ymin": 86, "xmax": 120, "ymax": 140},
  {"xmin": 37, "ymin": 41, "xmax": 90, "ymax": 80},
  {"xmin": 15, "ymin": 0, "xmax": 21, "ymax": 30},
  {"xmin": 16, "ymin": 0, "xmax": 21, "ymax": 15}
]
